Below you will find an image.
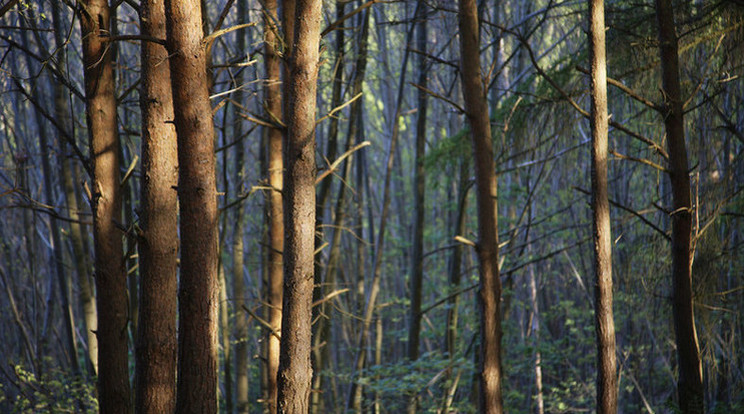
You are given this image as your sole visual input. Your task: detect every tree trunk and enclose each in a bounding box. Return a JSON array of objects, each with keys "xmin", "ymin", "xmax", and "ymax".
[
  {"xmin": 264, "ymin": 0, "xmax": 284, "ymax": 412},
  {"xmin": 457, "ymin": 0, "xmax": 504, "ymax": 413},
  {"xmin": 654, "ymin": 1, "xmax": 704, "ymax": 412},
  {"xmin": 78, "ymin": 0, "xmax": 131, "ymax": 411},
  {"xmin": 276, "ymin": 0, "xmax": 322, "ymax": 412},
  {"xmin": 135, "ymin": 0, "xmax": 179, "ymax": 411},
  {"xmin": 589, "ymin": 0, "xmax": 618, "ymax": 412},
  {"xmin": 165, "ymin": 0, "xmax": 220, "ymax": 411},
  {"xmin": 407, "ymin": 3, "xmax": 428, "ymax": 412}
]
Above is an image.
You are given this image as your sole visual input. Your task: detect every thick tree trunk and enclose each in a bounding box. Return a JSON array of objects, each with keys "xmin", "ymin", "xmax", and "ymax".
[
  {"xmin": 165, "ymin": 0, "xmax": 220, "ymax": 412},
  {"xmin": 457, "ymin": 0, "xmax": 504, "ymax": 413},
  {"xmin": 589, "ymin": 0, "xmax": 618, "ymax": 412},
  {"xmin": 276, "ymin": 0, "xmax": 322, "ymax": 412},
  {"xmin": 135, "ymin": 0, "xmax": 179, "ymax": 411},
  {"xmin": 78, "ymin": 0, "xmax": 131, "ymax": 411},
  {"xmin": 654, "ymin": 1, "xmax": 704, "ymax": 412},
  {"xmin": 264, "ymin": 0, "xmax": 284, "ymax": 412},
  {"xmin": 407, "ymin": 3, "xmax": 428, "ymax": 412}
]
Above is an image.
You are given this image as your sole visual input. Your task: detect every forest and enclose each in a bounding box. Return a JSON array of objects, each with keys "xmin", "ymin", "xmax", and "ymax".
[{"xmin": 0, "ymin": 0, "xmax": 742, "ymax": 413}]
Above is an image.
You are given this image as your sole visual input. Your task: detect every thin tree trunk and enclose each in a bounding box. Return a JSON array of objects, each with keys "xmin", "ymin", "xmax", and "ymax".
[
  {"xmin": 135, "ymin": 2, "xmax": 179, "ymax": 412},
  {"xmin": 78, "ymin": 0, "xmax": 131, "ymax": 411},
  {"xmin": 276, "ymin": 0, "xmax": 322, "ymax": 412},
  {"xmin": 312, "ymin": 3, "xmax": 345, "ymax": 411},
  {"xmin": 654, "ymin": 1, "xmax": 703, "ymax": 412},
  {"xmin": 264, "ymin": 0, "xmax": 285, "ymax": 411},
  {"xmin": 407, "ymin": 3, "xmax": 428, "ymax": 412},
  {"xmin": 234, "ymin": 3, "xmax": 250, "ymax": 413},
  {"xmin": 50, "ymin": 0, "xmax": 98, "ymax": 376},
  {"xmin": 165, "ymin": 0, "xmax": 220, "ymax": 411},
  {"xmin": 589, "ymin": 0, "xmax": 618, "ymax": 412},
  {"xmin": 457, "ymin": 1, "xmax": 504, "ymax": 412}
]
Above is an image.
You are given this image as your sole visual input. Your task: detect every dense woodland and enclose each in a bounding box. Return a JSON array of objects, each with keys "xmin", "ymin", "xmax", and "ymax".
[{"xmin": 0, "ymin": 0, "xmax": 742, "ymax": 413}]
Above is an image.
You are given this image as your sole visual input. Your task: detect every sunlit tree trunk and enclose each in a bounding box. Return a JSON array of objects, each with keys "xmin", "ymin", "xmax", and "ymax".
[
  {"xmin": 654, "ymin": 0, "xmax": 703, "ymax": 412},
  {"xmin": 457, "ymin": 0, "xmax": 504, "ymax": 412},
  {"xmin": 276, "ymin": 0, "xmax": 322, "ymax": 412},
  {"xmin": 165, "ymin": 0, "xmax": 220, "ymax": 411},
  {"xmin": 78, "ymin": 0, "xmax": 131, "ymax": 411},
  {"xmin": 264, "ymin": 0, "xmax": 285, "ymax": 411},
  {"xmin": 135, "ymin": 1, "xmax": 179, "ymax": 412},
  {"xmin": 589, "ymin": 0, "xmax": 618, "ymax": 412}
]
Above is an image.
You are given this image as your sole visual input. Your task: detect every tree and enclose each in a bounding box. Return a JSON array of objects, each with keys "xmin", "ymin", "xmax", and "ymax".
[
  {"xmin": 263, "ymin": 0, "xmax": 285, "ymax": 411},
  {"xmin": 588, "ymin": 0, "xmax": 618, "ymax": 411},
  {"xmin": 78, "ymin": 0, "xmax": 131, "ymax": 411},
  {"xmin": 654, "ymin": 0, "xmax": 703, "ymax": 412},
  {"xmin": 457, "ymin": 0, "xmax": 504, "ymax": 412},
  {"xmin": 164, "ymin": 0, "xmax": 220, "ymax": 411},
  {"xmin": 276, "ymin": 0, "xmax": 322, "ymax": 411},
  {"xmin": 134, "ymin": 0, "xmax": 178, "ymax": 410}
]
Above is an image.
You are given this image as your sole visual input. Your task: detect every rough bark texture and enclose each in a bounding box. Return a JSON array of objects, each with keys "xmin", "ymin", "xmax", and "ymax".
[
  {"xmin": 654, "ymin": 1, "xmax": 704, "ymax": 412},
  {"xmin": 457, "ymin": 0, "xmax": 504, "ymax": 413},
  {"xmin": 264, "ymin": 0, "xmax": 284, "ymax": 411},
  {"xmin": 165, "ymin": 0, "xmax": 220, "ymax": 412},
  {"xmin": 589, "ymin": 0, "xmax": 618, "ymax": 412},
  {"xmin": 135, "ymin": 0, "xmax": 179, "ymax": 410},
  {"xmin": 79, "ymin": 0, "xmax": 131, "ymax": 411},
  {"xmin": 276, "ymin": 0, "xmax": 322, "ymax": 412}
]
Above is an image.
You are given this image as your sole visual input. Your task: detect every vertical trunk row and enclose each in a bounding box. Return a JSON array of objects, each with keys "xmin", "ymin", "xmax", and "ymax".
[
  {"xmin": 654, "ymin": 1, "xmax": 704, "ymax": 413},
  {"xmin": 457, "ymin": 1, "xmax": 504, "ymax": 413},
  {"xmin": 264, "ymin": 0, "xmax": 284, "ymax": 411},
  {"xmin": 165, "ymin": 0, "xmax": 220, "ymax": 412},
  {"xmin": 135, "ymin": 0, "xmax": 179, "ymax": 410},
  {"xmin": 407, "ymin": 2, "xmax": 428, "ymax": 412},
  {"xmin": 78, "ymin": 0, "xmax": 131, "ymax": 412},
  {"xmin": 276, "ymin": 0, "xmax": 322, "ymax": 413},
  {"xmin": 588, "ymin": 0, "xmax": 618, "ymax": 412}
]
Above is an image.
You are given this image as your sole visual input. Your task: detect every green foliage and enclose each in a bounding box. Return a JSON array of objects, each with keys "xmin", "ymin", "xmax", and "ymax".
[{"xmin": 4, "ymin": 362, "xmax": 97, "ymax": 413}]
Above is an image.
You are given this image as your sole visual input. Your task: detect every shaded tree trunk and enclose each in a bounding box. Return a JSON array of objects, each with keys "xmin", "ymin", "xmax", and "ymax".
[
  {"xmin": 165, "ymin": 0, "xmax": 220, "ymax": 411},
  {"xmin": 276, "ymin": 0, "xmax": 322, "ymax": 412},
  {"xmin": 589, "ymin": 0, "xmax": 618, "ymax": 412},
  {"xmin": 78, "ymin": 0, "xmax": 131, "ymax": 411},
  {"xmin": 654, "ymin": 0, "xmax": 703, "ymax": 412},
  {"xmin": 457, "ymin": 0, "xmax": 504, "ymax": 412},
  {"xmin": 407, "ymin": 3, "xmax": 428, "ymax": 412}
]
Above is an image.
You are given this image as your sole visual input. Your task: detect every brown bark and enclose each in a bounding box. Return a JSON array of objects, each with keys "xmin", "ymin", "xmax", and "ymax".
[
  {"xmin": 654, "ymin": 1, "xmax": 704, "ymax": 412},
  {"xmin": 589, "ymin": 0, "xmax": 618, "ymax": 412},
  {"xmin": 135, "ymin": 0, "xmax": 179, "ymax": 410},
  {"xmin": 78, "ymin": 0, "xmax": 131, "ymax": 411},
  {"xmin": 457, "ymin": 0, "xmax": 504, "ymax": 412},
  {"xmin": 165, "ymin": 0, "xmax": 220, "ymax": 411},
  {"xmin": 276, "ymin": 0, "xmax": 322, "ymax": 412},
  {"xmin": 264, "ymin": 0, "xmax": 284, "ymax": 411}
]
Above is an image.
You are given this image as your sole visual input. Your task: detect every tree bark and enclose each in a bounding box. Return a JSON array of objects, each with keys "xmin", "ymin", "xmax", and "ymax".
[
  {"xmin": 135, "ymin": 0, "xmax": 179, "ymax": 411},
  {"xmin": 78, "ymin": 0, "xmax": 131, "ymax": 411},
  {"xmin": 654, "ymin": 1, "xmax": 704, "ymax": 412},
  {"xmin": 276, "ymin": 0, "xmax": 322, "ymax": 412},
  {"xmin": 165, "ymin": 0, "xmax": 220, "ymax": 411},
  {"xmin": 589, "ymin": 0, "xmax": 618, "ymax": 412},
  {"xmin": 457, "ymin": 0, "xmax": 504, "ymax": 412},
  {"xmin": 264, "ymin": 0, "xmax": 284, "ymax": 411}
]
